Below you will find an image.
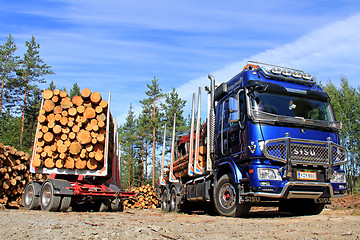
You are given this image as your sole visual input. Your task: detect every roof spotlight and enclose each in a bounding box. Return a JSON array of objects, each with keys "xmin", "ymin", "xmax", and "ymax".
[
  {"xmin": 271, "ymin": 67, "xmax": 281, "ymax": 74},
  {"xmin": 282, "ymin": 69, "xmax": 291, "ymax": 77},
  {"xmin": 303, "ymin": 73, "xmax": 312, "ymax": 80},
  {"xmin": 292, "ymin": 71, "xmax": 301, "ymax": 78}
]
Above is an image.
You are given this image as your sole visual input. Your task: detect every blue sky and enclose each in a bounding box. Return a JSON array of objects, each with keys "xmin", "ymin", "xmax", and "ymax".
[{"xmin": 1, "ymin": 0, "xmax": 360, "ymax": 123}]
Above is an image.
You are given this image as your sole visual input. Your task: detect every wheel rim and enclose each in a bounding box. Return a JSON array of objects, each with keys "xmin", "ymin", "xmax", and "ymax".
[
  {"xmin": 219, "ymin": 183, "xmax": 236, "ymax": 209},
  {"xmin": 25, "ymin": 185, "xmax": 34, "ymax": 206},
  {"xmin": 170, "ymin": 192, "xmax": 176, "ymax": 211},
  {"xmin": 42, "ymin": 185, "xmax": 52, "ymax": 207},
  {"xmin": 162, "ymin": 192, "xmax": 168, "ymax": 211}
]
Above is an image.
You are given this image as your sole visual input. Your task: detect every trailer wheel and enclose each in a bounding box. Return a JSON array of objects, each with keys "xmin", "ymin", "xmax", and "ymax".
[
  {"xmin": 99, "ymin": 199, "xmax": 111, "ymax": 212},
  {"xmin": 111, "ymin": 198, "xmax": 123, "ymax": 212},
  {"xmin": 161, "ymin": 189, "xmax": 170, "ymax": 212},
  {"xmin": 59, "ymin": 196, "xmax": 71, "ymax": 212},
  {"xmin": 22, "ymin": 181, "xmax": 41, "ymax": 210},
  {"xmin": 40, "ymin": 181, "xmax": 61, "ymax": 211},
  {"xmin": 170, "ymin": 188, "xmax": 179, "ymax": 212},
  {"xmin": 214, "ymin": 174, "xmax": 250, "ymax": 217}
]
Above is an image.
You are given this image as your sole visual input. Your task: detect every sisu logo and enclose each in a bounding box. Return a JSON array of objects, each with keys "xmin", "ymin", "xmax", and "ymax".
[{"xmin": 293, "ymin": 148, "xmax": 316, "ymax": 156}]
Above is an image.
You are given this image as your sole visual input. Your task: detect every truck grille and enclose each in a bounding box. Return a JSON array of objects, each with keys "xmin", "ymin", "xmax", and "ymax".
[{"xmin": 264, "ymin": 137, "xmax": 347, "ymax": 166}]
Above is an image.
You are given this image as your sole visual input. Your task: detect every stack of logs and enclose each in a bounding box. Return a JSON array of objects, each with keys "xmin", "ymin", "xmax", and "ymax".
[
  {"xmin": 122, "ymin": 184, "xmax": 160, "ymax": 209},
  {"xmin": 34, "ymin": 88, "xmax": 113, "ymax": 171},
  {"xmin": 0, "ymin": 143, "xmax": 45, "ymax": 208},
  {"xmin": 165, "ymin": 145, "xmax": 207, "ymax": 181}
]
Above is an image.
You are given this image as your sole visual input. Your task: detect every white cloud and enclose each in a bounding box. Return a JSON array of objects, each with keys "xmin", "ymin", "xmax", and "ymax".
[{"xmin": 175, "ymin": 12, "xmax": 360, "ymax": 117}]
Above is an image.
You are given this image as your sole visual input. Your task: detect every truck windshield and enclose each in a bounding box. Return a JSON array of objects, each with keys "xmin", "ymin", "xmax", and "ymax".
[{"xmin": 249, "ymin": 91, "xmax": 341, "ymax": 130}]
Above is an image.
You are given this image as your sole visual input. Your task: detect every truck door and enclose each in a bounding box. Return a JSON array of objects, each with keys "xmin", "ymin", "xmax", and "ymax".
[{"xmin": 227, "ymin": 90, "xmax": 246, "ymax": 155}]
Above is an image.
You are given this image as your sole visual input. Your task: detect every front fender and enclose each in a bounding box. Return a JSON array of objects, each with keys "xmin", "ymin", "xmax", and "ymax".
[{"xmin": 216, "ymin": 157, "xmax": 245, "ymax": 183}]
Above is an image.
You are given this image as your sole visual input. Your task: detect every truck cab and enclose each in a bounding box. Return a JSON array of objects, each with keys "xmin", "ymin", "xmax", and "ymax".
[{"xmin": 213, "ymin": 61, "xmax": 347, "ymax": 216}]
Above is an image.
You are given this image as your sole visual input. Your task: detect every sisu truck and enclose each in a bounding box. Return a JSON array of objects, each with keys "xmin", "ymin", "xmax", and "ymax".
[{"xmin": 159, "ymin": 61, "xmax": 348, "ymax": 217}]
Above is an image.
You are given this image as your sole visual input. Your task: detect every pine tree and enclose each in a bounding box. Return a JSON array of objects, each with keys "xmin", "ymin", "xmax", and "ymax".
[
  {"xmin": 0, "ymin": 34, "xmax": 19, "ymax": 113},
  {"xmin": 16, "ymin": 36, "xmax": 54, "ymax": 148},
  {"xmin": 119, "ymin": 104, "xmax": 139, "ymax": 188},
  {"xmin": 139, "ymin": 77, "xmax": 164, "ymax": 186},
  {"xmin": 48, "ymin": 80, "xmax": 56, "ymax": 90},
  {"xmin": 70, "ymin": 82, "xmax": 81, "ymax": 98}
]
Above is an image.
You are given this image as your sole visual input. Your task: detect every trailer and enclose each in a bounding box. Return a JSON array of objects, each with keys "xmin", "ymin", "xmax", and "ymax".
[
  {"xmin": 159, "ymin": 61, "xmax": 348, "ymax": 217},
  {"xmin": 22, "ymin": 91, "xmax": 135, "ymax": 212}
]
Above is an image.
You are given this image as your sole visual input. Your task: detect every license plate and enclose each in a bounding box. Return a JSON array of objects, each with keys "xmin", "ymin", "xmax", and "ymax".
[{"xmin": 297, "ymin": 171, "xmax": 317, "ymax": 180}]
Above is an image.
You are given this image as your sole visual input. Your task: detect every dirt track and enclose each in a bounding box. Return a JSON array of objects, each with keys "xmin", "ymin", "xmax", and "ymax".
[{"xmin": 0, "ymin": 207, "xmax": 359, "ymax": 240}]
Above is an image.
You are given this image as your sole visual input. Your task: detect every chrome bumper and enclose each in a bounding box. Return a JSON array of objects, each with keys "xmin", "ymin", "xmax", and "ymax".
[{"xmin": 242, "ymin": 181, "xmax": 345, "ymax": 199}]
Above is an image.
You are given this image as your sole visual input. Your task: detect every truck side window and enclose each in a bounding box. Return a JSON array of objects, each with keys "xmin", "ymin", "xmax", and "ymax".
[
  {"xmin": 229, "ymin": 95, "xmax": 239, "ymax": 126},
  {"xmin": 239, "ymin": 90, "xmax": 246, "ymax": 122},
  {"xmin": 223, "ymin": 100, "xmax": 229, "ymax": 130}
]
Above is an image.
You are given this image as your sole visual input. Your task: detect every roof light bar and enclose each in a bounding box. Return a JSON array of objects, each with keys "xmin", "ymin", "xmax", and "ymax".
[{"xmin": 246, "ymin": 61, "xmax": 316, "ymax": 85}]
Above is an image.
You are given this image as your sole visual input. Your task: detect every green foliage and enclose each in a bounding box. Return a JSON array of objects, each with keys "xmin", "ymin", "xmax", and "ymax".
[
  {"xmin": 16, "ymin": 36, "xmax": 54, "ymax": 148},
  {"xmin": 118, "ymin": 104, "xmax": 142, "ymax": 188},
  {"xmin": 0, "ymin": 110, "xmax": 21, "ymax": 148},
  {"xmin": 48, "ymin": 80, "xmax": 56, "ymax": 90},
  {"xmin": 323, "ymin": 78, "xmax": 360, "ymax": 192},
  {"xmin": 0, "ymin": 35, "xmax": 53, "ymax": 151},
  {"xmin": 139, "ymin": 77, "xmax": 164, "ymax": 186},
  {"xmin": 0, "ymin": 34, "xmax": 19, "ymax": 113},
  {"xmin": 70, "ymin": 82, "xmax": 81, "ymax": 98}
]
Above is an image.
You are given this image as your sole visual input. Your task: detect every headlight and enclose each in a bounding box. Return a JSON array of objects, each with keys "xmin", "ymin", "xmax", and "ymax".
[
  {"xmin": 331, "ymin": 171, "xmax": 346, "ymax": 183},
  {"xmin": 257, "ymin": 168, "xmax": 282, "ymax": 181}
]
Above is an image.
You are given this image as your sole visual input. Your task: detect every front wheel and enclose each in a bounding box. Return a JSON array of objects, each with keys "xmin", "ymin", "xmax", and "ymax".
[
  {"xmin": 214, "ymin": 174, "xmax": 250, "ymax": 217},
  {"xmin": 40, "ymin": 181, "xmax": 61, "ymax": 211}
]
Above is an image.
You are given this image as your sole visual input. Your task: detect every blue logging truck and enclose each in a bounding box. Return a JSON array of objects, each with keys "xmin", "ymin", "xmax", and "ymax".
[{"xmin": 159, "ymin": 61, "xmax": 347, "ymax": 217}]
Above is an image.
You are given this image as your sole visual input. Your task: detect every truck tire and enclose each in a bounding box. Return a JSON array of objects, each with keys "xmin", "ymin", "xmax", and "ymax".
[
  {"xmin": 22, "ymin": 181, "xmax": 41, "ymax": 210},
  {"xmin": 40, "ymin": 181, "xmax": 61, "ymax": 211},
  {"xmin": 161, "ymin": 189, "xmax": 170, "ymax": 212},
  {"xmin": 111, "ymin": 198, "xmax": 123, "ymax": 212},
  {"xmin": 99, "ymin": 199, "xmax": 110, "ymax": 212},
  {"xmin": 170, "ymin": 188, "xmax": 179, "ymax": 212},
  {"xmin": 59, "ymin": 196, "xmax": 71, "ymax": 212},
  {"xmin": 279, "ymin": 199, "xmax": 325, "ymax": 216},
  {"xmin": 214, "ymin": 174, "xmax": 250, "ymax": 217}
]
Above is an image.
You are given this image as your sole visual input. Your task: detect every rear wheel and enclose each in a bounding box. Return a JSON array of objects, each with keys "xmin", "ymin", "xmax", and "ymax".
[
  {"xmin": 214, "ymin": 174, "xmax": 250, "ymax": 217},
  {"xmin": 59, "ymin": 196, "xmax": 71, "ymax": 212},
  {"xmin": 170, "ymin": 188, "xmax": 179, "ymax": 212},
  {"xmin": 161, "ymin": 189, "xmax": 170, "ymax": 212},
  {"xmin": 22, "ymin": 181, "xmax": 41, "ymax": 210},
  {"xmin": 40, "ymin": 181, "xmax": 61, "ymax": 211}
]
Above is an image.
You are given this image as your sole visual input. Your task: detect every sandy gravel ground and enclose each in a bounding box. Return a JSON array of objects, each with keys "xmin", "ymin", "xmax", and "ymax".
[{"xmin": 0, "ymin": 207, "xmax": 359, "ymax": 240}]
